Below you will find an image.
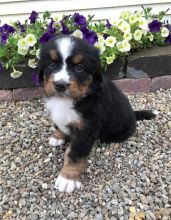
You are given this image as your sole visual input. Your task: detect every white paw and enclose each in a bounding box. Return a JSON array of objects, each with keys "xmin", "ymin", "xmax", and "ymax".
[
  {"xmin": 49, "ymin": 137, "xmax": 65, "ymax": 147},
  {"xmin": 152, "ymin": 110, "xmax": 159, "ymax": 115},
  {"xmin": 54, "ymin": 175, "xmax": 82, "ymax": 193}
]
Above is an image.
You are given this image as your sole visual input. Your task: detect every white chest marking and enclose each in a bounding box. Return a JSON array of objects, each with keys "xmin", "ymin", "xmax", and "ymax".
[{"xmin": 45, "ymin": 97, "xmax": 81, "ymax": 134}]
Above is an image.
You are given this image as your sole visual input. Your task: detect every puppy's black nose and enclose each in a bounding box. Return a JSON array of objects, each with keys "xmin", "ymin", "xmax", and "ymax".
[{"xmin": 54, "ymin": 80, "xmax": 70, "ymax": 92}]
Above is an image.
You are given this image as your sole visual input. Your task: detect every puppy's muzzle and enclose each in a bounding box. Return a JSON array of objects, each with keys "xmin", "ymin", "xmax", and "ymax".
[{"xmin": 54, "ymin": 80, "xmax": 70, "ymax": 92}]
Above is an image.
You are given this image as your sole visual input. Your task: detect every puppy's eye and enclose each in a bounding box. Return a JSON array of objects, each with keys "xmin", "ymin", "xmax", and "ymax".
[
  {"xmin": 75, "ymin": 64, "xmax": 84, "ymax": 73},
  {"xmin": 48, "ymin": 62, "xmax": 55, "ymax": 68}
]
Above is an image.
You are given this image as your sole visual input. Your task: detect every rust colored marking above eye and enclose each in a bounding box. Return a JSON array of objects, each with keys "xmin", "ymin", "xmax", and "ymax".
[
  {"xmin": 50, "ymin": 49, "xmax": 58, "ymax": 61},
  {"xmin": 72, "ymin": 54, "xmax": 83, "ymax": 64}
]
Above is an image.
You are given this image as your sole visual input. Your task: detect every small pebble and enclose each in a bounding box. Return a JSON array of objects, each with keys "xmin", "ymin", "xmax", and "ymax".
[
  {"xmin": 42, "ymin": 183, "xmax": 48, "ymax": 189},
  {"xmin": 0, "ymin": 89, "xmax": 170, "ymax": 219}
]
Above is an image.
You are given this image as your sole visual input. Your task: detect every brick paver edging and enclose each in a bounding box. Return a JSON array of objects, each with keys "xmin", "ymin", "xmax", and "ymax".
[{"xmin": 0, "ymin": 75, "xmax": 171, "ymax": 101}]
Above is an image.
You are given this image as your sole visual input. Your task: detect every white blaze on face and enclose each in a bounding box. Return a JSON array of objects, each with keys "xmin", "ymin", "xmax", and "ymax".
[{"xmin": 53, "ymin": 37, "xmax": 74, "ymax": 83}]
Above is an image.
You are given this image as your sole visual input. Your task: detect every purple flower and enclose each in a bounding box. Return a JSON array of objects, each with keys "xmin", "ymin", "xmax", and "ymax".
[
  {"xmin": 29, "ymin": 11, "xmax": 38, "ymax": 24},
  {"xmin": 39, "ymin": 32, "xmax": 52, "ymax": 43},
  {"xmin": 17, "ymin": 22, "xmax": 25, "ymax": 32},
  {"xmin": 1, "ymin": 32, "xmax": 9, "ymax": 44},
  {"xmin": 73, "ymin": 13, "xmax": 87, "ymax": 26},
  {"xmin": 0, "ymin": 64, "xmax": 3, "ymax": 72},
  {"xmin": 60, "ymin": 21, "xmax": 70, "ymax": 34},
  {"xmin": 0, "ymin": 23, "xmax": 15, "ymax": 44},
  {"xmin": 32, "ymin": 71, "xmax": 40, "ymax": 86},
  {"xmin": 81, "ymin": 27, "xmax": 98, "ymax": 44},
  {"xmin": 1, "ymin": 23, "xmax": 15, "ymax": 33},
  {"xmin": 48, "ymin": 18, "xmax": 56, "ymax": 34},
  {"xmin": 165, "ymin": 33, "xmax": 171, "ymax": 43},
  {"xmin": 148, "ymin": 20, "xmax": 161, "ymax": 33},
  {"xmin": 106, "ymin": 19, "xmax": 112, "ymax": 29}
]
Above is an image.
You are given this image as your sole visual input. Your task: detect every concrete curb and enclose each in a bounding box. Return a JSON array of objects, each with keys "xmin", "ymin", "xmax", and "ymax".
[{"xmin": 0, "ymin": 75, "xmax": 171, "ymax": 101}]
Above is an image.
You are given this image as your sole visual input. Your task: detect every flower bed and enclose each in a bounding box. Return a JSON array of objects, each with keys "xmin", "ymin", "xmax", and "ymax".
[{"xmin": 0, "ymin": 7, "xmax": 171, "ymax": 88}]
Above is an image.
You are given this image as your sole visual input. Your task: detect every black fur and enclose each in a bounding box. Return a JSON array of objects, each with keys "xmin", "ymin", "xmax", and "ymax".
[
  {"xmin": 39, "ymin": 35, "xmax": 157, "ymax": 163},
  {"xmin": 135, "ymin": 110, "xmax": 156, "ymax": 121}
]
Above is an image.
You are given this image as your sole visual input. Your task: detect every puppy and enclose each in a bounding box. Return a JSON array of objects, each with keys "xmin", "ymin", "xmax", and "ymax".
[{"xmin": 39, "ymin": 35, "xmax": 157, "ymax": 193}]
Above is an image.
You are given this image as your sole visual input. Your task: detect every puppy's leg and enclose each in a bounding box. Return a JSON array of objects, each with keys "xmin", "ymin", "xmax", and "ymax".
[
  {"xmin": 55, "ymin": 147, "xmax": 87, "ymax": 193},
  {"xmin": 49, "ymin": 127, "xmax": 66, "ymax": 147},
  {"xmin": 55, "ymin": 127, "xmax": 99, "ymax": 192}
]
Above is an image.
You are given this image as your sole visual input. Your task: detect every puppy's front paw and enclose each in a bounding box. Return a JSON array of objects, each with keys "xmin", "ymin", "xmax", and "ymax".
[
  {"xmin": 49, "ymin": 137, "xmax": 65, "ymax": 147},
  {"xmin": 54, "ymin": 175, "xmax": 82, "ymax": 193}
]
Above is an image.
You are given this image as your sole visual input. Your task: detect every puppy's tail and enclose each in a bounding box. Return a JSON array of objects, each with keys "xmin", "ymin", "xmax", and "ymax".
[{"xmin": 135, "ymin": 110, "xmax": 159, "ymax": 121}]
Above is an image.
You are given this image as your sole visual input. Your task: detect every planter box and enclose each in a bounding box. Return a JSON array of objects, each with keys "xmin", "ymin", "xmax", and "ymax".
[
  {"xmin": 126, "ymin": 45, "xmax": 171, "ymax": 79},
  {"xmin": 1, "ymin": 45, "xmax": 171, "ymax": 89},
  {"xmin": 0, "ymin": 64, "xmax": 39, "ymax": 89},
  {"xmin": 0, "ymin": 61, "xmax": 125, "ymax": 89},
  {"xmin": 105, "ymin": 57, "xmax": 126, "ymax": 80}
]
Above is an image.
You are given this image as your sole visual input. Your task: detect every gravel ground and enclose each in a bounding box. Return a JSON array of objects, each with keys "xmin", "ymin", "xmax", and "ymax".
[{"xmin": 0, "ymin": 89, "xmax": 171, "ymax": 220}]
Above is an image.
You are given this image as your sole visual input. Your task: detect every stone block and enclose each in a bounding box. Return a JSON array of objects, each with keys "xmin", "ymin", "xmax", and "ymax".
[
  {"xmin": 151, "ymin": 75, "xmax": 171, "ymax": 91},
  {"xmin": 127, "ymin": 46, "xmax": 171, "ymax": 78},
  {"xmin": 0, "ymin": 90, "xmax": 13, "ymax": 101},
  {"xmin": 113, "ymin": 78, "xmax": 151, "ymax": 93},
  {"xmin": 13, "ymin": 87, "xmax": 44, "ymax": 101}
]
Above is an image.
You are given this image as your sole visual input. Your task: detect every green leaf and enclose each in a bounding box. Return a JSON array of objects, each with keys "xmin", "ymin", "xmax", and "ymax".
[{"xmin": 43, "ymin": 11, "xmax": 51, "ymax": 20}]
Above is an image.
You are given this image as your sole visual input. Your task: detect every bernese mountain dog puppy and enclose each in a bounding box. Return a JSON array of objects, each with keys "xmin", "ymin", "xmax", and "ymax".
[{"xmin": 39, "ymin": 35, "xmax": 157, "ymax": 193}]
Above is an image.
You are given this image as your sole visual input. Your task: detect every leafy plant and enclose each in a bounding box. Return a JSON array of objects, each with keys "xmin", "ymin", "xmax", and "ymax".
[{"xmin": 0, "ymin": 7, "xmax": 171, "ymax": 81}]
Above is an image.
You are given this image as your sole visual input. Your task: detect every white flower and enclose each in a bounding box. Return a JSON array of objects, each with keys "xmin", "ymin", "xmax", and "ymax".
[
  {"xmin": 106, "ymin": 55, "xmax": 116, "ymax": 65},
  {"xmin": 121, "ymin": 11, "xmax": 130, "ymax": 20},
  {"xmin": 135, "ymin": 12, "xmax": 142, "ymax": 19},
  {"xmin": 29, "ymin": 49, "xmax": 37, "ymax": 56},
  {"xmin": 161, "ymin": 27, "xmax": 169, "ymax": 37},
  {"xmin": 53, "ymin": 21, "xmax": 62, "ymax": 31},
  {"xmin": 72, "ymin": 30, "xmax": 83, "ymax": 39},
  {"xmin": 25, "ymin": 34, "xmax": 37, "ymax": 47},
  {"xmin": 28, "ymin": 59, "xmax": 37, "ymax": 68},
  {"xmin": 53, "ymin": 15, "xmax": 62, "ymax": 22},
  {"xmin": 123, "ymin": 32, "xmax": 132, "ymax": 40},
  {"xmin": 117, "ymin": 39, "xmax": 131, "ymax": 52},
  {"xmin": 36, "ymin": 49, "xmax": 40, "ymax": 59},
  {"xmin": 133, "ymin": 29, "xmax": 143, "ymax": 41},
  {"xmin": 139, "ymin": 17, "xmax": 148, "ymax": 30},
  {"xmin": 53, "ymin": 16, "xmax": 59, "ymax": 22},
  {"xmin": 118, "ymin": 21, "xmax": 131, "ymax": 33},
  {"xmin": 110, "ymin": 18, "xmax": 120, "ymax": 26},
  {"xmin": 97, "ymin": 34, "xmax": 105, "ymax": 44},
  {"xmin": 17, "ymin": 39, "xmax": 29, "ymax": 50},
  {"xmin": 122, "ymin": 39, "xmax": 131, "ymax": 52},
  {"xmin": 10, "ymin": 67, "xmax": 22, "ymax": 79},
  {"xmin": 94, "ymin": 42, "xmax": 105, "ymax": 54},
  {"xmin": 18, "ymin": 47, "xmax": 28, "ymax": 56},
  {"xmin": 148, "ymin": 33, "xmax": 154, "ymax": 41},
  {"xmin": 142, "ymin": 29, "xmax": 148, "ymax": 36},
  {"xmin": 105, "ymin": 36, "xmax": 117, "ymax": 47},
  {"xmin": 129, "ymin": 14, "xmax": 137, "ymax": 24}
]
